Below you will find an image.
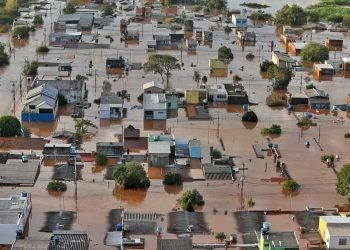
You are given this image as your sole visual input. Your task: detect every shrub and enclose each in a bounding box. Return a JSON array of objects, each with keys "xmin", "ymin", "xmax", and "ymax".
[
  {"xmin": 246, "ymin": 53, "xmax": 255, "ymax": 60},
  {"xmin": 100, "ymin": 4, "xmax": 113, "ymax": 16},
  {"xmin": 113, "ymin": 161, "xmax": 150, "ymax": 189},
  {"xmin": 260, "ymin": 60, "xmax": 274, "ymax": 72},
  {"xmin": 306, "ymin": 83, "xmax": 316, "ymax": 89},
  {"xmin": 63, "ymin": 2, "xmax": 75, "ymax": 14},
  {"xmin": 266, "ymin": 92, "xmax": 288, "ymax": 107},
  {"xmin": 22, "ymin": 127, "xmax": 31, "ymax": 137},
  {"xmin": 345, "ymin": 132, "xmax": 350, "ymax": 139},
  {"xmin": 95, "ymin": 153, "xmax": 108, "ymax": 166},
  {"xmin": 75, "ymin": 74, "xmax": 88, "ymax": 81},
  {"xmin": 249, "ymin": 11, "xmax": 272, "ymax": 21},
  {"xmin": 137, "ymin": 93, "xmax": 143, "ymax": 102},
  {"xmin": 12, "ymin": 26, "xmax": 30, "ymax": 39},
  {"xmin": 224, "ymin": 25, "xmax": 232, "ymax": 33},
  {"xmin": 297, "ymin": 117, "xmax": 317, "ymax": 126},
  {"xmin": 184, "ymin": 19, "xmax": 194, "ymax": 31},
  {"xmin": 57, "ymin": 93, "xmax": 67, "ymax": 106},
  {"xmin": 215, "ymin": 232, "xmax": 226, "ymax": 242},
  {"xmin": 282, "ymin": 179, "xmax": 299, "ymax": 192},
  {"xmin": 232, "ymin": 74, "xmax": 242, "ymax": 82},
  {"xmin": 22, "ymin": 60, "xmax": 38, "ymax": 75},
  {"xmin": 0, "ymin": 116, "xmax": 21, "ymax": 137},
  {"xmin": 177, "ymin": 189, "xmax": 204, "ymax": 212},
  {"xmin": 163, "ymin": 172, "xmax": 183, "ymax": 185},
  {"xmin": 202, "ymin": 75, "xmax": 208, "ymax": 83},
  {"xmin": 0, "ymin": 43, "xmax": 9, "ymax": 66},
  {"xmin": 261, "ymin": 124, "xmax": 282, "ymax": 135},
  {"xmin": 218, "ymin": 46, "xmax": 233, "ymax": 63},
  {"xmin": 33, "ymin": 15, "xmax": 43, "ymax": 25},
  {"xmin": 321, "ymin": 154, "xmax": 335, "ymax": 164},
  {"xmin": 343, "ymin": 15, "xmax": 350, "ymax": 27},
  {"xmin": 36, "ymin": 45, "xmax": 49, "ymax": 53},
  {"xmin": 47, "ymin": 180, "xmax": 67, "ymax": 192},
  {"xmin": 212, "ymin": 149, "xmax": 222, "ymax": 159},
  {"xmin": 242, "ymin": 110, "xmax": 258, "ymax": 122},
  {"xmin": 247, "ymin": 197, "xmax": 255, "ymax": 207},
  {"xmin": 267, "ymin": 65, "xmax": 292, "ymax": 90},
  {"xmin": 275, "ymin": 4, "xmax": 307, "ymax": 26}
]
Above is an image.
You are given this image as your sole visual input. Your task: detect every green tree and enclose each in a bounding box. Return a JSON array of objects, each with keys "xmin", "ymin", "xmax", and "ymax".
[
  {"xmin": 22, "ymin": 60, "xmax": 39, "ymax": 75},
  {"xmin": 212, "ymin": 149, "xmax": 222, "ymax": 159},
  {"xmin": 203, "ymin": 0, "xmax": 227, "ymax": 13},
  {"xmin": 233, "ymin": 74, "xmax": 242, "ymax": 83},
  {"xmin": 242, "ymin": 110, "xmax": 258, "ymax": 122},
  {"xmin": 300, "ymin": 42, "xmax": 329, "ymax": 62},
  {"xmin": 47, "ymin": 180, "xmax": 67, "ymax": 192},
  {"xmin": 247, "ymin": 197, "xmax": 255, "ymax": 207},
  {"xmin": 143, "ymin": 54, "xmax": 181, "ymax": 88},
  {"xmin": 36, "ymin": 45, "xmax": 49, "ymax": 53},
  {"xmin": 343, "ymin": 16, "xmax": 350, "ymax": 27},
  {"xmin": 250, "ymin": 11, "xmax": 272, "ymax": 21},
  {"xmin": 63, "ymin": 2, "xmax": 75, "ymax": 14},
  {"xmin": 177, "ymin": 189, "xmax": 205, "ymax": 212},
  {"xmin": 275, "ymin": 4, "xmax": 307, "ymax": 26},
  {"xmin": 33, "ymin": 15, "xmax": 43, "ymax": 25},
  {"xmin": 218, "ymin": 46, "xmax": 233, "ymax": 64},
  {"xmin": 12, "ymin": 26, "xmax": 30, "ymax": 39},
  {"xmin": 100, "ymin": 4, "xmax": 113, "ymax": 16},
  {"xmin": 113, "ymin": 161, "xmax": 150, "ymax": 189},
  {"xmin": 184, "ymin": 19, "xmax": 194, "ymax": 31},
  {"xmin": 74, "ymin": 118, "xmax": 97, "ymax": 137},
  {"xmin": 202, "ymin": 75, "xmax": 208, "ymax": 84},
  {"xmin": 22, "ymin": 127, "xmax": 31, "ymax": 137},
  {"xmin": 336, "ymin": 164, "xmax": 350, "ymax": 202},
  {"xmin": 0, "ymin": 116, "xmax": 21, "ymax": 137},
  {"xmin": 224, "ymin": 25, "xmax": 232, "ymax": 34},
  {"xmin": 260, "ymin": 60, "xmax": 275, "ymax": 72},
  {"xmin": 57, "ymin": 93, "xmax": 67, "ymax": 106},
  {"xmin": 5, "ymin": 0, "xmax": 18, "ymax": 11},
  {"xmin": 75, "ymin": 74, "xmax": 88, "ymax": 81},
  {"xmin": 215, "ymin": 232, "xmax": 226, "ymax": 242},
  {"xmin": 163, "ymin": 172, "xmax": 183, "ymax": 185},
  {"xmin": 95, "ymin": 153, "xmax": 107, "ymax": 165},
  {"xmin": 267, "ymin": 65, "xmax": 292, "ymax": 90},
  {"xmin": 0, "ymin": 43, "xmax": 9, "ymax": 66},
  {"xmin": 282, "ymin": 179, "xmax": 299, "ymax": 192}
]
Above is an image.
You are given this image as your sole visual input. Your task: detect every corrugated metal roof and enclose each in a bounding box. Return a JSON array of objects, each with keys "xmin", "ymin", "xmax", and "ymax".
[
  {"xmin": 143, "ymin": 81, "xmax": 164, "ymax": 90},
  {"xmin": 0, "ymin": 161, "xmax": 40, "ymax": 185},
  {"xmin": 148, "ymin": 141, "xmax": 170, "ymax": 154},
  {"xmin": 143, "ymin": 93, "xmax": 167, "ymax": 110},
  {"xmin": 49, "ymin": 230, "xmax": 89, "ymax": 250}
]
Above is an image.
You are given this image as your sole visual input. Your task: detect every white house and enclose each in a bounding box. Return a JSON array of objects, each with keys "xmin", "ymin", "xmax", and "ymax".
[
  {"xmin": 99, "ymin": 92, "xmax": 123, "ymax": 119},
  {"xmin": 319, "ymin": 215, "xmax": 350, "ymax": 250},
  {"xmin": 0, "ymin": 193, "xmax": 31, "ymax": 245},
  {"xmin": 206, "ymin": 84, "xmax": 228, "ymax": 102},
  {"xmin": 143, "ymin": 81, "xmax": 164, "ymax": 93},
  {"xmin": 232, "ymin": 14, "xmax": 248, "ymax": 29},
  {"xmin": 143, "ymin": 93, "xmax": 167, "ymax": 120}
]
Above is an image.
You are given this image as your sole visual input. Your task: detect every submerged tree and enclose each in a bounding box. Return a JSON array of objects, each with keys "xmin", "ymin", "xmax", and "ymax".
[
  {"xmin": 301, "ymin": 42, "xmax": 329, "ymax": 62},
  {"xmin": 275, "ymin": 4, "xmax": 307, "ymax": 26},
  {"xmin": 267, "ymin": 65, "xmax": 292, "ymax": 90},
  {"xmin": 113, "ymin": 161, "xmax": 150, "ymax": 189},
  {"xmin": 336, "ymin": 164, "xmax": 350, "ymax": 203},
  {"xmin": 74, "ymin": 118, "xmax": 97, "ymax": 137},
  {"xmin": 177, "ymin": 189, "xmax": 205, "ymax": 212},
  {"xmin": 143, "ymin": 54, "xmax": 181, "ymax": 88}
]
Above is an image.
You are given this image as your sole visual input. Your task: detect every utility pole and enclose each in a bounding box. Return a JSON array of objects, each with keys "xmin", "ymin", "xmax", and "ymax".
[
  {"xmin": 216, "ymin": 114, "xmax": 220, "ymax": 138},
  {"xmin": 94, "ymin": 69, "xmax": 97, "ymax": 93},
  {"xmin": 318, "ymin": 125, "xmax": 321, "ymax": 143},
  {"xmin": 11, "ymin": 81, "xmax": 15, "ymax": 115},
  {"xmin": 300, "ymin": 73, "xmax": 303, "ymax": 93}
]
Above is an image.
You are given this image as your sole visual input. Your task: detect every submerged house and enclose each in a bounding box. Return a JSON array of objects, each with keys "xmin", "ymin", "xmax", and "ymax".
[
  {"xmin": 96, "ymin": 142, "xmax": 124, "ymax": 158},
  {"xmin": 22, "ymin": 84, "xmax": 59, "ymax": 122},
  {"xmin": 318, "ymin": 215, "xmax": 350, "ymax": 250},
  {"xmin": 206, "ymin": 84, "xmax": 228, "ymax": 102},
  {"xmin": 313, "ymin": 64, "xmax": 334, "ymax": 81},
  {"xmin": 143, "ymin": 81, "xmax": 164, "ymax": 93},
  {"xmin": 49, "ymin": 32, "xmax": 82, "ymax": 45},
  {"xmin": 304, "ymin": 88, "xmax": 330, "ymax": 109},
  {"xmin": 288, "ymin": 42, "xmax": 307, "ymax": 55},
  {"xmin": 148, "ymin": 134, "xmax": 175, "ymax": 167},
  {"xmin": 99, "ymin": 92, "xmax": 123, "ymax": 119},
  {"xmin": 237, "ymin": 31, "xmax": 256, "ymax": 43},
  {"xmin": 54, "ymin": 14, "xmax": 94, "ymax": 32},
  {"xmin": 224, "ymin": 84, "xmax": 249, "ymax": 104},
  {"xmin": 232, "ymin": 14, "xmax": 248, "ymax": 29},
  {"xmin": 185, "ymin": 89, "xmax": 207, "ymax": 105},
  {"xmin": 143, "ymin": 93, "xmax": 167, "ymax": 120},
  {"xmin": 272, "ymin": 51, "xmax": 295, "ymax": 69},
  {"xmin": 186, "ymin": 38, "xmax": 197, "ymax": 52},
  {"xmin": 209, "ymin": 59, "xmax": 228, "ymax": 77},
  {"xmin": 325, "ymin": 37, "xmax": 343, "ymax": 51}
]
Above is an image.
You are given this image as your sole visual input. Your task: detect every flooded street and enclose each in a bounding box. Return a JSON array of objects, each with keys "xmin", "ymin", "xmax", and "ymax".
[{"xmin": 0, "ymin": 0, "xmax": 349, "ymax": 249}]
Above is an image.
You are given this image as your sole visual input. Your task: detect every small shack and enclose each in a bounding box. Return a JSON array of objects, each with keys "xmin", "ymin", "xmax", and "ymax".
[
  {"xmin": 304, "ymin": 88, "xmax": 330, "ymax": 109},
  {"xmin": 325, "ymin": 37, "xmax": 343, "ymax": 51},
  {"xmin": 224, "ymin": 84, "xmax": 249, "ymax": 104},
  {"xmin": 209, "ymin": 59, "xmax": 228, "ymax": 77},
  {"xmin": 313, "ymin": 64, "xmax": 334, "ymax": 81},
  {"xmin": 288, "ymin": 42, "xmax": 307, "ymax": 55},
  {"xmin": 288, "ymin": 93, "xmax": 308, "ymax": 106},
  {"xmin": 272, "ymin": 51, "xmax": 295, "ymax": 69}
]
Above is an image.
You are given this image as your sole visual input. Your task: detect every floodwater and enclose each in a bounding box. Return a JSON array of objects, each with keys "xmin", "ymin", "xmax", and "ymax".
[{"xmin": 0, "ymin": 0, "xmax": 350, "ymax": 249}]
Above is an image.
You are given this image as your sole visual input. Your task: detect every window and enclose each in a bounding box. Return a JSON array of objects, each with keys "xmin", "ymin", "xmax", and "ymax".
[
  {"xmin": 29, "ymin": 105, "xmax": 35, "ymax": 109},
  {"xmin": 339, "ymin": 239, "xmax": 347, "ymax": 246}
]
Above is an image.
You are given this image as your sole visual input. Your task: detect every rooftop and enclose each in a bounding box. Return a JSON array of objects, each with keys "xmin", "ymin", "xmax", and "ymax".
[
  {"xmin": 304, "ymin": 88, "xmax": 329, "ymax": 99},
  {"xmin": 49, "ymin": 230, "xmax": 89, "ymax": 250},
  {"xmin": 96, "ymin": 142, "xmax": 123, "ymax": 147},
  {"xmin": 272, "ymin": 51, "xmax": 295, "ymax": 63},
  {"xmin": 157, "ymin": 238, "xmax": 193, "ymax": 250},
  {"xmin": 143, "ymin": 93, "xmax": 167, "ymax": 110},
  {"xmin": 0, "ymin": 160, "xmax": 41, "ymax": 185},
  {"xmin": 34, "ymin": 80, "xmax": 84, "ymax": 91},
  {"xmin": 143, "ymin": 81, "xmax": 164, "ymax": 90},
  {"xmin": 320, "ymin": 215, "xmax": 350, "ymax": 224},
  {"xmin": 148, "ymin": 141, "xmax": 171, "ymax": 154},
  {"xmin": 315, "ymin": 63, "xmax": 334, "ymax": 70},
  {"xmin": 262, "ymin": 231, "xmax": 299, "ymax": 248},
  {"xmin": 209, "ymin": 59, "xmax": 227, "ymax": 69},
  {"xmin": 100, "ymin": 92, "xmax": 123, "ymax": 105}
]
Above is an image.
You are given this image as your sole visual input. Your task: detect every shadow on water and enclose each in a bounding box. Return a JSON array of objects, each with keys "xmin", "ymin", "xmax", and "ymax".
[
  {"xmin": 163, "ymin": 184, "xmax": 183, "ymax": 195},
  {"xmin": 112, "ymin": 185, "xmax": 148, "ymax": 206},
  {"xmin": 11, "ymin": 38, "xmax": 29, "ymax": 48},
  {"xmin": 242, "ymin": 121, "xmax": 257, "ymax": 130},
  {"xmin": 282, "ymin": 189, "xmax": 300, "ymax": 198}
]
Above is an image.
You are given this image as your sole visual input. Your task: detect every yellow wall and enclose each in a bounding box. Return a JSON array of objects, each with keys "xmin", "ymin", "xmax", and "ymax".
[
  {"xmin": 186, "ymin": 90, "xmax": 200, "ymax": 104},
  {"xmin": 318, "ymin": 217, "xmax": 328, "ymax": 242}
]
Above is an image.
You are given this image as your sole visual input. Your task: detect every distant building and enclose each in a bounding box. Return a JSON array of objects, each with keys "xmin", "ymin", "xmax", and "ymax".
[
  {"xmin": 325, "ymin": 37, "xmax": 343, "ymax": 51},
  {"xmin": 271, "ymin": 51, "xmax": 295, "ymax": 69},
  {"xmin": 106, "ymin": 56, "xmax": 126, "ymax": 69},
  {"xmin": 143, "ymin": 93, "xmax": 167, "ymax": 120},
  {"xmin": 0, "ymin": 192, "xmax": 31, "ymax": 245},
  {"xmin": 96, "ymin": 142, "xmax": 124, "ymax": 158},
  {"xmin": 232, "ymin": 14, "xmax": 248, "ymax": 29},
  {"xmin": 185, "ymin": 89, "xmax": 207, "ymax": 104},
  {"xmin": 49, "ymin": 32, "xmax": 82, "ymax": 45},
  {"xmin": 319, "ymin": 216, "xmax": 350, "ymax": 250},
  {"xmin": 22, "ymin": 84, "xmax": 59, "ymax": 122},
  {"xmin": 143, "ymin": 81, "xmax": 164, "ymax": 93},
  {"xmin": 313, "ymin": 64, "xmax": 334, "ymax": 81},
  {"xmin": 304, "ymin": 88, "xmax": 330, "ymax": 109},
  {"xmin": 237, "ymin": 31, "xmax": 256, "ymax": 43},
  {"xmin": 99, "ymin": 92, "xmax": 123, "ymax": 119},
  {"xmin": 148, "ymin": 140, "xmax": 171, "ymax": 166},
  {"xmin": 154, "ymin": 35, "xmax": 171, "ymax": 49}
]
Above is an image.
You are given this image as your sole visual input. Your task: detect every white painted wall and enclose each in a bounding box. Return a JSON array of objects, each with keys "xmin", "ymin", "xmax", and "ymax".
[{"xmin": 0, "ymin": 224, "xmax": 17, "ymax": 245}]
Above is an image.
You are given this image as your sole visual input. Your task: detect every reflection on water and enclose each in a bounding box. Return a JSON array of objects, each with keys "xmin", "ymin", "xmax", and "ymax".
[
  {"xmin": 112, "ymin": 185, "xmax": 147, "ymax": 206},
  {"xmin": 99, "ymin": 118, "xmax": 122, "ymax": 127},
  {"xmin": 164, "ymin": 184, "xmax": 183, "ymax": 195},
  {"xmin": 92, "ymin": 165, "xmax": 107, "ymax": 174},
  {"xmin": 242, "ymin": 121, "xmax": 257, "ymax": 130},
  {"xmin": 148, "ymin": 166, "xmax": 164, "ymax": 179},
  {"xmin": 22, "ymin": 120, "xmax": 58, "ymax": 137},
  {"xmin": 11, "ymin": 38, "xmax": 29, "ymax": 48},
  {"xmin": 143, "ymin": 120, "xmax": 166, "ymax": 131},
  {"xmin": 282, "ymin": 189, "xmax": 300, "ymax": 197}
]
